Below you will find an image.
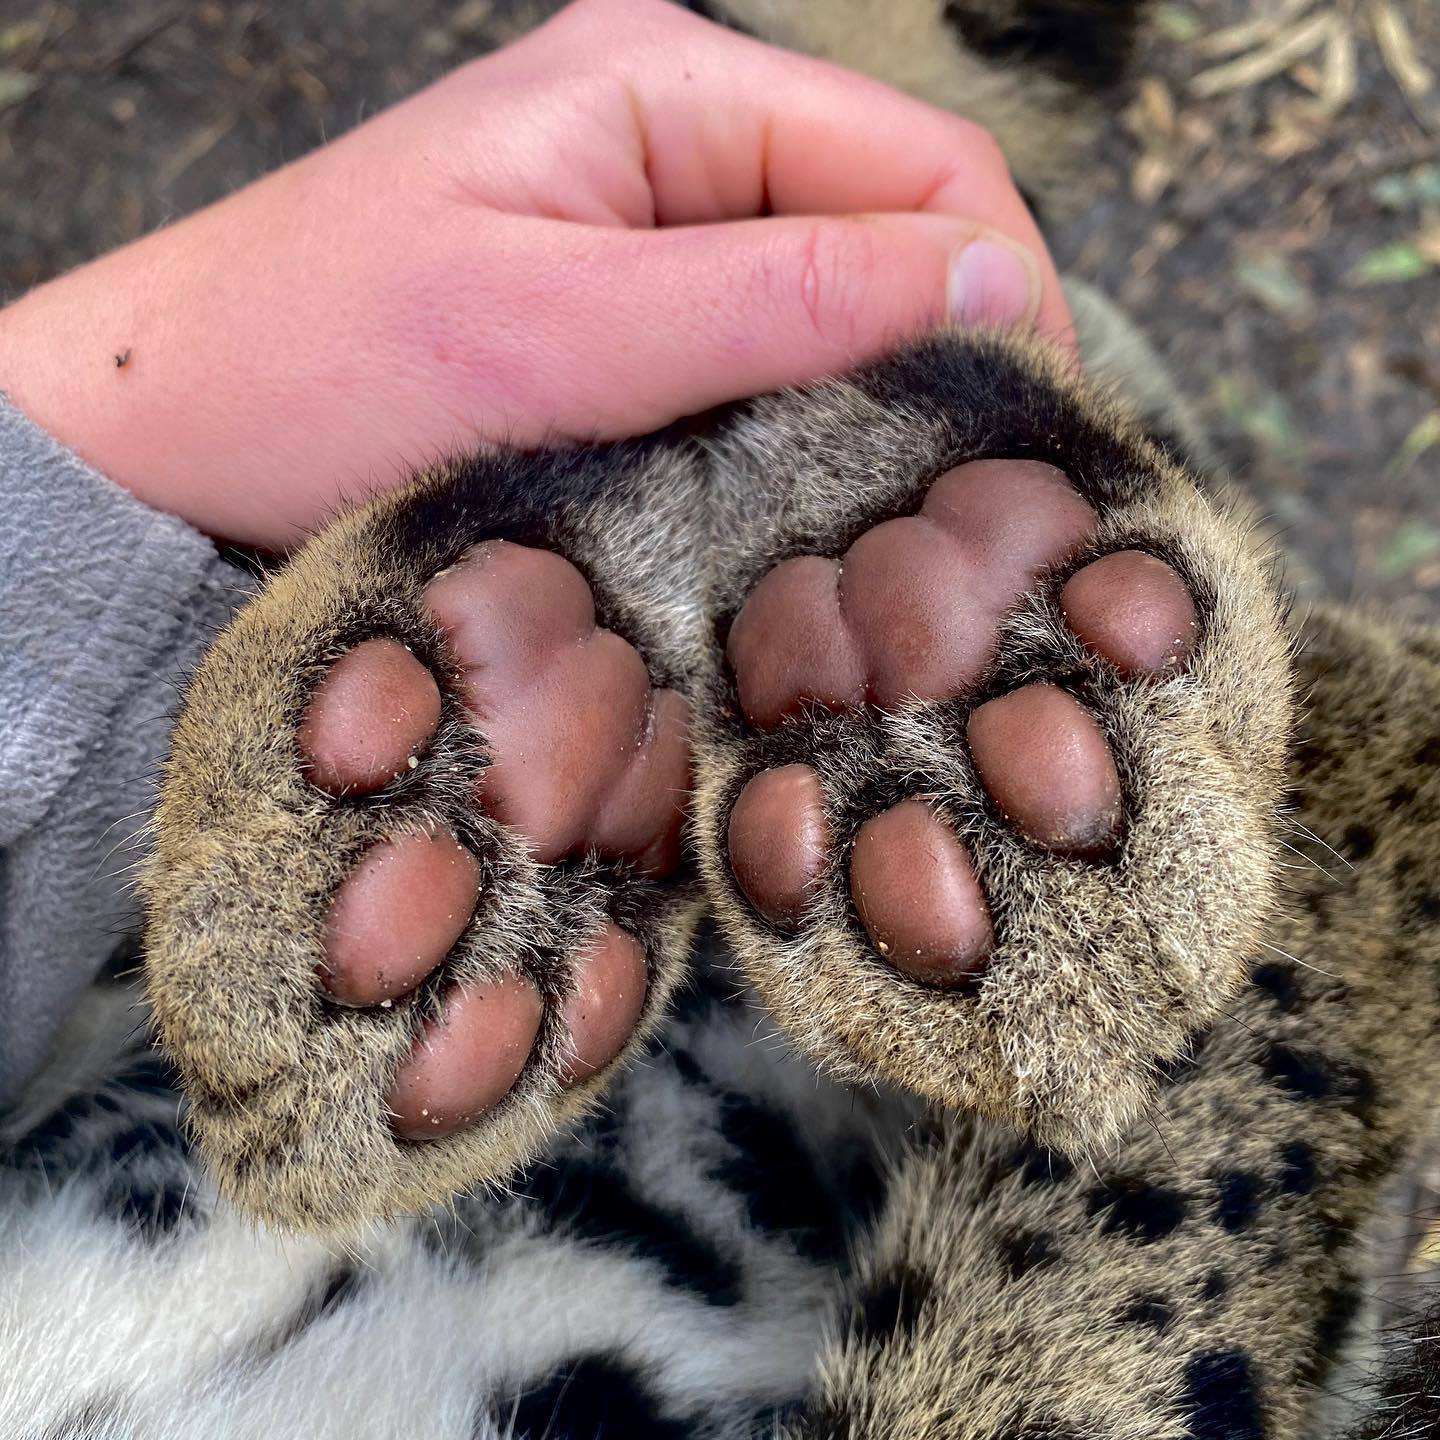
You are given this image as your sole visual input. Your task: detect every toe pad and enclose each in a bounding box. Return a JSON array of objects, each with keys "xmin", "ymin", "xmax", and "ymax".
[{"xmin": 849, "ymin": 801, "xmax": 992, "ymax": 985}]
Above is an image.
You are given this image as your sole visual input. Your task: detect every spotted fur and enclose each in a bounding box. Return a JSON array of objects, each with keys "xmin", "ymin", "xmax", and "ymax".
[{"xmin": 5, "ymin": 0, "xmax": 1438, "ymax": 1436}]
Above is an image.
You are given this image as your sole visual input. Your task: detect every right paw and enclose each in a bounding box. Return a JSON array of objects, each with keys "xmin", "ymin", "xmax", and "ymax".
[
  {"xmin": 695, "ymin": 333, "xmax": 1295, "ymax": 1153},
  {"xmin": 143, "ymin": 448, "xmax": 703, "ymax": 1231}
]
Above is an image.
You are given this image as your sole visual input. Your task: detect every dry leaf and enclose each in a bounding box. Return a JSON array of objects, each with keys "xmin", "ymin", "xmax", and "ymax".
[
  {"xmin": 0, "ymin": 67, "xmax": 39, "ymax": 112},
  {"xmin": 1260, "ymin": 101, "xmax": 1323, "ymax": 159},
  {"xmin": 1197, "ymin": 0, "xmax": 1316, "ymax": 59},
  {"xmin": 1192, "ymin": 13, "xmax": 1336, "ymax": 98},
  {"xmin": 0, "ymin": 20, "xmax": 43, "ymax": 55},
  {"xmin": 1316, "ymin": 19, "xmax": 1358, "ymax": 115},
  {"xmin": 1235, "ymin": 253, "xmax": 1315, "ymax": 319},
  {"xmin": 1371, "ymin": 0, "xmax": 1434, "ymax": 99},
  {"xmin": 1419, "ymin": 219, "xmax": 1440, "ymax": 265},
  {"xmin": 1132, "ymin": 153, "xmax": 1175, "ymax": 204},
  {"xmin": 1386, "ymin": 413, "xmax": 1440, "ymax": 482}
]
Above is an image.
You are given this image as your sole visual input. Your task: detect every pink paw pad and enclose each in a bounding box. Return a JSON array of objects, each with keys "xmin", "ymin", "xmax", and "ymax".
[
  {"xmin": 968, "ymin": 683, "xmax": 1122, "ymax": 858},
  {"xmin": 726, "ymin": 459, "xmax": 1097, "ymax": 727},
  {"xmin": 1061, "ymin": 550, "xmax": 1199, "ymax": 677},
  {"xmin": 424, "ymin": 542, "xmax": 690, "ymax": 878},
  {"xmin": 298, "ymin": 638, "xmax": 441, "ymax": 794},
  {"xmin": 849, "ymin": 801, "xmax": 992, "ymax": 985},
  {"xmin": 320, "ymin": 830, "xmax": 482, "ymax": 1007},
  {"xmin": 295, "ymin": 541, "xmax": 684, "ymax": 1142},
  {"xmin": 726, "ymin": 764, "xmax": 832, "ymax": 930},
  {"xmin": 387, "ymin": 972, "xmax": 544, "ymax": 1140}
]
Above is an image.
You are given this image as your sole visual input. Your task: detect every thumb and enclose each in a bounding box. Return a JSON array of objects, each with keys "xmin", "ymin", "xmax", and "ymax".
[{"xmin": 537, "ymin": 211, "xmax": 1069, "ymax": 439}]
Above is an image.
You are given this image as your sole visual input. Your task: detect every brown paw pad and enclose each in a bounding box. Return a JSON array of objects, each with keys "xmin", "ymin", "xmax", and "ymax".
[
  {"xmin": 849, "ymin": 801, "xmax": 992, "ymax": 985},
  {"xmin": 1061, "ymin": 550, "xmax": 1199, "ymax": 677},
  {"xmin": 557, "ymin": 922, "xmax": 650, "ymax": 1086},
  {"xmin": 386, "ymin": 971, "xmax": 544, "ymax": 1140},
  {"xmin": 298, "ymin": 638, "xmax": 442, "ymax": 793},
  {"xmin": 384, "ymin": 920, "xmax": 648, "ymax": 1140},
  {"xmin": 296, "ymin": 542, "xmax": 690, "ymax": 878},
  {"xmin": 320, "ymin": 829, "xmax": 482, "ymax": 1007},
  {"xmin": 726, "ymin": 764, "xmax": 832, "ymax": 930},
  {"xmin": 726, "ymin": 459, "xmax": 1097, "ymax": 727},
  {"xmin": 968, "ymin": 683, "xmax": 1122, "ymax": 858},
  {"xmin": 424, "ymin": 541, "xmax": 690, "ymax": 877}
]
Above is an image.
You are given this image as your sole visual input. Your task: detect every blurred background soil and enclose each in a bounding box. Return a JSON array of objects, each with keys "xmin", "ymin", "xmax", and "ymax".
[{"xmin": 0, "ymin": 0, "xmax": 1436, "ymax": 616}]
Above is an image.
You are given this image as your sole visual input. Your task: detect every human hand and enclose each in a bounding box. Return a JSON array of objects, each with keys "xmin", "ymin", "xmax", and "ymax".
[{"xmin": 0, "ymin": 0, "xmax": 1071, "ymax": 549}]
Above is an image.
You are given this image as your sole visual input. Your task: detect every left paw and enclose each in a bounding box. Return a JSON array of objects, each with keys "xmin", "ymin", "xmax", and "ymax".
[{"xmin": 142, "ymin": 443, "xmax": 705, "ymax": 1232}]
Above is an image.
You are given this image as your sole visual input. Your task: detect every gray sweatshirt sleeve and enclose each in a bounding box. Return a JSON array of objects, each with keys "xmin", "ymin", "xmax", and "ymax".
[{"xmin": 0, "ymin": 395, "xmax": 249, "ymax": 1102}]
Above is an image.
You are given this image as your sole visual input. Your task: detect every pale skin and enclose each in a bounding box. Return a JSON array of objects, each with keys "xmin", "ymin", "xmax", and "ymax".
[{"xmin": 0, "ymin": 0, "xmax": 1071, "ymax": 550}]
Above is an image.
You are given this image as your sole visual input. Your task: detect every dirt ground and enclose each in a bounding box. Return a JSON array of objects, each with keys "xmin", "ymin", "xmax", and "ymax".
[{"xmin": 1, "ymin": 0, "xmax": 1437, "ymax": 615}]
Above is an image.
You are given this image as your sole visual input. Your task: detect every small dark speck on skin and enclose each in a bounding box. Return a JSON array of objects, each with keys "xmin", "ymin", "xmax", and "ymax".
[{"xmin": 115, "ymin": 348, "xmax": 132, "ymax": 368}]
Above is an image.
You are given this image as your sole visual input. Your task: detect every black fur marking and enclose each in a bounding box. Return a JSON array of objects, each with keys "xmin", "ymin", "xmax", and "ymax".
[
  {"xmin": 850, "ymin": 1264, "xmax": 934, "ymax": 1346},
  {"xmin": 1278, "ymin": 1142, "xmax": 1317, "ymax": 1196},
  {"xmin": 1001, "ymin": 1229, "xmax": 1058, "ymax": 1280},
  {"xmin": 667, "ymin": 972, "xmax": 747, "ymax": 1030},
  {"xmin": 1341, "ymin": 1062, "xmax": 1379, "ymax": 1127},
  {"xmin": 1201, "ymin": 1269, "xmax": 1228, "ymax": 1303},
  {"xmin": 1406, "ymin": 890, "xmax": 1440, "ymax": 929},
  {"xmin": 7, "ymin": 1047, "xmax": 184, "ymax": 1171},
  {"xmin": 249, "ymin": 1265, "xmax": 369, "ymax": 1364},
  {"xmin": 1250, "ymin": 963, "xmax": 1300, "ymax": 1012},
  {"xmin": 101, "ymin": 1176, "xmax": 196, "ymax": 1239},
  {"xmin": 1341, "ymin": 825, "xmax": 1376, "ymax": 862},
  {"xmin": 849, "ymin": 335, "xmax": 1173, "ymax": 521},
  {"xmin": 1181, "ymin": 1350, "xmax": 1266, "ymax": 1440},
  {"xmin": 104, "ymin": 1118, "xmax": 187, "ymax": 1170},
  {"xmin": 1302, "ymin": 1276, "xmax": 1363, "ymax": 1386},
  {"xmin": 1122, "ymin": 1294, "xmax": 1173, "ymax": 1332},
  {"xmin": 1213, "ymin": 1172, "xmax": 1265, "ymax": 1234},
  {"xmin": 372, "ymin": 435, "xmax": 696, "ymax": 686},
  {"xmin": 39, "ymin": 1397, "xmax": 124, "ymax": 1440},
  {"xmin": 316, "ymin": 1264, "xmax": 366, "ymax": 1315},
  {"xmin": 667, "ymin": 1047, "xmax": 707, "ymax": 1087},
  {"xmin": 1319, "ymin": 1215, "xmax": 1352, "ymax": 1256},
  {"xmin": 1266, "ymin": 1049, "xmax": 1375, "ymax": 1127},
  {"xmin": 3, "ymin": 1103, "xmax": 79, "ymax": 1168},
  {"xmin": 943, "ymin": 0, "xmax": 1144, "ymax": 90},
  {"xmin": 1086, "ymin": 1179, "xmax": 1189, "ymax": 1244},
  {"xmin": 98, "ymin": 935, "xmax": 144, "ymax": 984},
  {"xmin": 1018, "ymin": 1145, "xmax": 1075, "ymax": 1187},
  {"xmin": 714, "ymin": 1091, "xmax": 882, "ymax": 1262},
  {"xmin": 800, "ymin": 1398, "xmax": 858, "ymax": 1439},
  {"xmin": 1264, "ymin": 1043, "xmax": 1334, "ymax": 1101},
  {"xmin": 514, "ymin": 1161, "xmax": 743, "ymax": 1307},
  {"xmin": 109, "ymin": 1051, "xmax": 185, "ymax": 1099},
  {"xmin": 1413, "ymin": 736, "xmax": 1440, "ymax": 769},
  {"xmin": 500, "ymin": 1355, "xmax": 690, "ymax": 1440},
  {"xmin": 1339, "ymin": 1293, "xmax": 1440, "ymax": 1440}
]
